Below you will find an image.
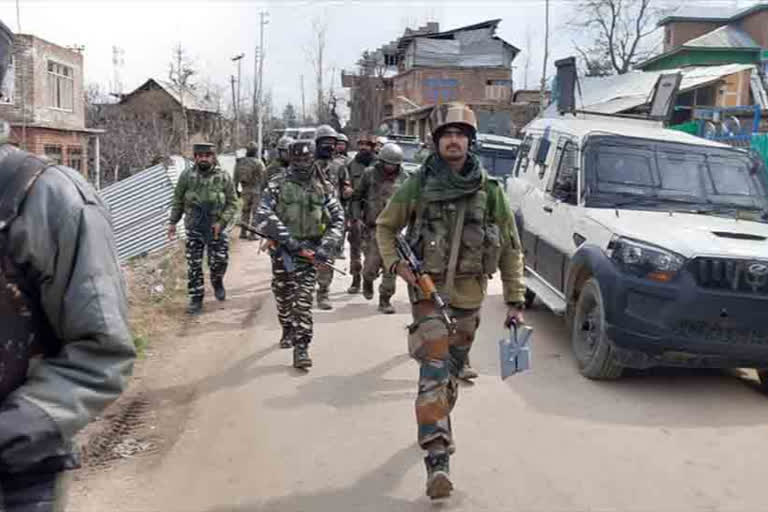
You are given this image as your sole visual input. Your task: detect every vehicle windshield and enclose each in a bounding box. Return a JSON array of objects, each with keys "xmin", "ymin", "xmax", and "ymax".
[
  {"xmin": 284, "ymin": 129, "xmax": 299, "ymax": 138},
  {"xmin": 584, "ymin": 135, "xmax": 768, "ymax": 219},
  {"xmin": 476, "ymin": 148, "xmax": 518, "ymax": 177}
]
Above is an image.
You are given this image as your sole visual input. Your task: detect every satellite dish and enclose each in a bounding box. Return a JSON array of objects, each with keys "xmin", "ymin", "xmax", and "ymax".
[{"xmin": 648, "ymin": 73, "xmax": 682, "ymax": 121}]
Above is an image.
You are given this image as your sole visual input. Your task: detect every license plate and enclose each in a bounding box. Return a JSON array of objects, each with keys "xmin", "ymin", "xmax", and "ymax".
[{"xmin": 674, "ymin": 319, "xmax": 768, "ymax": 346}]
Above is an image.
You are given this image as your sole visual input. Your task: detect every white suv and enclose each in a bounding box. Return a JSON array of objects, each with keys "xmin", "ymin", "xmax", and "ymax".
[{"xmin": 508, "ymin": 116, "xmax": 768, "ymax": 380}]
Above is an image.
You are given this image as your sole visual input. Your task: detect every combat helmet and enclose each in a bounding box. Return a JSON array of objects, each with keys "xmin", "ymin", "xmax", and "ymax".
[
  {"xmin": 430, "ymin": 102, "xmax": 478, "ymax": 144},
  {"xmin": 336, "ymin": 133, "xmax": 349, "ymax": 144},
  {"xmin": 277, "ymin": 136, "xmax": 295, "ymax": 151},
  {"xmin": 379, "ymin": 143, "xmax": 404, "ymax": 166},
  {"xmin": 315, "ymin": 124, "xmax": 338, "ymax": 142}
]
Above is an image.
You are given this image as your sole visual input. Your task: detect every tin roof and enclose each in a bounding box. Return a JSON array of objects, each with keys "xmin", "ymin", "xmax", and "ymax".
[
  {"xmin": 121, "ymin": 78, "xmax": 220, "ymax": 114},
  {"xmin": 658, "ymin": 2, "xmax": 768, "ymax": 26},
  {"xmin": 684, "ymin": 25, "xmax": 760, "ymax": 49},
  {"xmin": 100, "ymin": 157, "xmax": 191, "ymax": 262}
]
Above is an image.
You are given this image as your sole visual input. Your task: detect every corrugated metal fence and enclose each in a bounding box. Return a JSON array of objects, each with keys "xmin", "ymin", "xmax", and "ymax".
[{"xmin": 100, "ymin": 157, "xmax": 191, "ymax": 262}]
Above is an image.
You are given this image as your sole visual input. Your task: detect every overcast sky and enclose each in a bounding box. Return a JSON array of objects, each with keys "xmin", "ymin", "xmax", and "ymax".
[{"xmin": 0, "ymin": 0, "xmax": 759, "ymax": 118}]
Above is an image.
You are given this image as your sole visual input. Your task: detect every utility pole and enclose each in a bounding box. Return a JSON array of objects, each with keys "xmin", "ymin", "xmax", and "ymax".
[
  {"xmin": 539, "ymin": 0, "xmax": 550, "ymax": 113},
  {"xmin": 232, "ymin": 53, "xmax": 244, "ymax": 149},
  {"xmin": 300, "ymin": 74, "xmax": 306, "ymax": 123},
  {"xmin": 257, "ymin": 11, "xmax": 269, "ymax": 160},
  {"xmin": 230, "ymin": 75, "xmax": 237, "ymax": 148},
  {"xmin": 252, "ymin": 46, "xmax": 259, "ymax": 140}
]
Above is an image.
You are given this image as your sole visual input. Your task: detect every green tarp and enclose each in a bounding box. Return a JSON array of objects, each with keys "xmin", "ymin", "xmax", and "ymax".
[{"xmin": 752, "ymin": 133, "xmax": 768, "ymax": 170}]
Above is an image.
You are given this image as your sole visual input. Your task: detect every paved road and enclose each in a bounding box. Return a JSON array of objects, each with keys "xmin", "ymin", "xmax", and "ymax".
[{"xmin": 71, "ymin": 241, "xmax": 768, "ymax": 511}]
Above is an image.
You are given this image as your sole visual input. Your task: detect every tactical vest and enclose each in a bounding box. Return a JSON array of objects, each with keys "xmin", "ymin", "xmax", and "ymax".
[
  {"xmin": 276, "ymin": 174, "xmax": 327, "ymax": 240},
  {"xmin": 0, "ymin": 150, "xmax": 56, "ymax": 401},
  {"xmin": 409, "ymin": 170, "xmax": 503, "ymax": 279}
]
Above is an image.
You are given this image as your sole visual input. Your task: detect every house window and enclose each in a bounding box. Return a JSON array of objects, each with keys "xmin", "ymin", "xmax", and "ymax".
[
  {"xmin": 0, "ymin": 56, "xmax": 14, "ymax": 104},
  {"xmin": 43, "ymin": 144, "xmax": 63, "ymax": 165},
  {"xmin": 68, "ymin": 146, "xmax": 82, "ymax": 171},
  {"xmin": 47, "ymin": 61, "xmax": 74, "ymax": 111}
]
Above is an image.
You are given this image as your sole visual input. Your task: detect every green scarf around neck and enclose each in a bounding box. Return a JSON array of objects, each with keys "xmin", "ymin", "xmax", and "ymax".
[{"xmin": 421, "ymin": 152, "xmax": 486, "ymax": 202}]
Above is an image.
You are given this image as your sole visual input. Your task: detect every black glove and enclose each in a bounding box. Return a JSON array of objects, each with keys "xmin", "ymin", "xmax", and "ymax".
[{"xmin": 314, "ymin": 246, "xmax": 331, "ymax": 264}]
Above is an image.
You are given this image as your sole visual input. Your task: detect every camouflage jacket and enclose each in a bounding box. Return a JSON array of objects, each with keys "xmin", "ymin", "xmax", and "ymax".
[
  {"xmin": 375, "ymin": 154, "xmax": 525, "ymax": 309},
  {"xmin": 346, "ymin": 155, "xmax": 373, "ymax": 219},
  {"xmin": 266, "ymin": 159, "xmax": 288, "ymax": 181},
  {"xmin": 254, "ymin": 167, "xmax": 344, "ymax": 252},
  {"xmin": 169, "ymin": 164, "xmax": 239, "ymax": 232},
  {"xmin": 313, "ymin": 157, "xmax": 350, "ymax": 200},
  {"xmin": 233, "ymin": 156, "xmax": 266, "ymax": 192},
  {"xmin": 353, "ymin": 162, "xmax": 411, "ymax": 227}
]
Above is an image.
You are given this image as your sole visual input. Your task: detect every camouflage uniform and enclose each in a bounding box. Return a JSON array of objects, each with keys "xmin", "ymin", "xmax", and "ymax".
[
  {"xmin": 345, "ymin": 155, "xmax": 371, "ymax": 281},
  {"xmin": 313, "ymin": 157, "xmax": 350, "ymax": 305},
  {"xmin": 233, "ymin": 156, "xmax": 266, "ymax": 237},
  {"xmin": 353, "ymin": 161, "xmax": 410, "ymax": 304},
  {"xmin": 169, "ymin": 163, "xmax": 238, "ymax": 304},
  {"xmin": 376, "ymin": 152, "xmax": 525, "ymax": 458},
  {"xmin": 253, "ymin": 166, "xmax": 344, "ymax": 350},
  {"xmin": 266, "ymin": 157, "xmax": 288, "ymax": 181}
]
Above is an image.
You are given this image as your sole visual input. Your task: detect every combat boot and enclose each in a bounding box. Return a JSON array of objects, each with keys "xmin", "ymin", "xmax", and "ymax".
[
  {"xmin": 347, "ymin": 273, "xmax": 361, "ymax": 294},
  {"xmin": 186, "ymin": 298, "xmax": 203, "ymax": 315},
  {"xmin": 458, "ymin": 357, "xmax": 478, "ymax": 381},
  {"xmin": 362, "ymin": 279, "xmax": 374, "ymax": 300},
  {"xmin": 279, "ymin": 326, "xmax": 294, "ymax": 349},
  {"xmin": 378, "ymin": 296, "xmax": 395, "ymax": 315},
  {"xmin": 212, "ymin": 277, "xmax": 226, "ymax": 301},
  {"xmin": 293, "ymin": 343, "xmax": 312, "ymax": 369},
  {"xmin": 316, "ymin": 289, "xmax": 333, "ymax": 310},
  {"xmin": 424, "ymin": 452, "xmax": 452, "ymax": 500}
]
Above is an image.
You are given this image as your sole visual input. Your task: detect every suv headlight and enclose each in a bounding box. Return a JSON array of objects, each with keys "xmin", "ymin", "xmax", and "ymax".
[{"xmin": 607, "ymin": 236, "xmax": 686, "ymax": 282}]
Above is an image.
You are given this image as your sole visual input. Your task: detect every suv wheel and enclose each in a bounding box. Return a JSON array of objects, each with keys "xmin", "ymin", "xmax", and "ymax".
[{"xmin": 571, "ymin": 278, "xmax": 623, "ymax": 379}]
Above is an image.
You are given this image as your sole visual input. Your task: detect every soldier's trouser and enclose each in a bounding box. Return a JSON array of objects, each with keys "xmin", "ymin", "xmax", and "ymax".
[
  {"xmin": 271, "ymin": 254, "xmax": 316, "ymax": 345},
  {"xmin": 316, "ymin": 264, "xmax": 334, "ymax": 294},
  {"xmin": 347, "ymin": 220, "xmax": 363, "ymax": 275},
  {"xmin": 408, "ymin": 301, "xmax": 480, "ymax": 451},
  {"xmin": 2, "ymin": 470, "xmax": 71, "ymax": 512},
  {"xmin": 239, "ymin": 191, "xmax": 260, "ymax": 229},
  {"xmin": 362, "ymin": 225, "xmax": 395, "ymax": 298},
  {"xmin": 186, "ymin": 233, "xmax": 230, "ymax": 301}
]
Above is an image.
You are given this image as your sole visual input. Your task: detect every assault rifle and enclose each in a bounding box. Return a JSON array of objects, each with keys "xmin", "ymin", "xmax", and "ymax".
[
  {"xmin": 238, "ymin": 221, "xmax": 348, "ymax": 276},
  {"xmin": 395, "ymin": 233, "xmax": 456, "ymax": 334}
]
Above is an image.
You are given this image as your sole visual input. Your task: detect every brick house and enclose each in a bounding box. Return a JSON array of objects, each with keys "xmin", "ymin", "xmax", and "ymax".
[
  {"xmin": 0, "ymin": 34, "xmax": 101, "ymax": 175},
  {"xmin": 343, "ymin": 19, "xmax": 521, "ymax": 137},
  {"xmin": 640, "ymin": 3, "xmax": 768, "ymax": 73}
]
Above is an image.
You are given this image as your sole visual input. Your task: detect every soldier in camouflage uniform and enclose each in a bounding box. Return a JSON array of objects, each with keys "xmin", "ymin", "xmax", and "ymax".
[
  {"xmin": 234, "ymin": 141, "xmax": 267, "ymax": 240},
  {"xmin": 376, "ymin": 102, "xmax": 526, "ymax": 499},
  {"xmin": 335, "ymin": 133, "xmax": 351, "ymax": 166},
  {"xmin": 168, "ymin": 143, "xmax": 239, "ymax": 315},
  {"xmin": 332, "ymin": 133, "xmax": 351, "ymax": 260},
  {"xmin": 254, "ymin": 140, "xmax": 344, "ymax": 369},
  {"xmin": 312, "ymin": 125, "xmax": 352, "ymax": 310},
  {"xmin": 266, "ymin": 136, "xmax": 293, "ymax": 181},
  {"xmin": 345, "ymin": 133, "xmax": 376, "ymax": 294},
  {"xmin": 353, "ymin": 143, "xmax": 409, "ymax": 314}
]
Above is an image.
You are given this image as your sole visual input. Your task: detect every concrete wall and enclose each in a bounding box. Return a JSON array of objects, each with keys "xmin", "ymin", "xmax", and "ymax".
[{"xmin": 0, "ymin": 34, "xmax": 84, "ymax": 129}]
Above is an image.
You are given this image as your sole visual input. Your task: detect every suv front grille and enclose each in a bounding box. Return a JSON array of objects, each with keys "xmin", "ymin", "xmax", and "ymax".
[{"xmin": 689, "ymin": 258, "xmax": 768, "ymax": 295}]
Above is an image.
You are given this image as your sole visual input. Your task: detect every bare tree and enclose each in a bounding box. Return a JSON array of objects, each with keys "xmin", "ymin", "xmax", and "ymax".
[
  {"xmin": 569, "ymin": 0, "xmax": 661, "ymax": 75},
  {"xmin": 306, "ymin": 18, "xmax": 329, "ymax": 123},
  {"xmin": 168, "ymin": 44, "xmax": 196, "ymax": 152},
  {"xmin": 522, "ymin": 28, "xmax": 534, "ymax": 89}
]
